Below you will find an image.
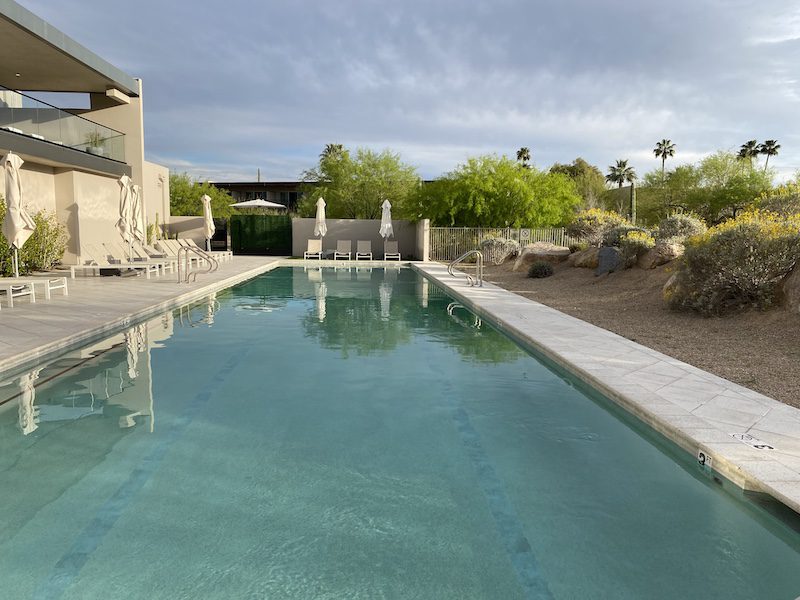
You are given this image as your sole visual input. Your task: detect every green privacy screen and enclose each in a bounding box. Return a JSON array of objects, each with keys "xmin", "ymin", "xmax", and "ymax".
[{"xmin": 230, "ymin": 214, "xmax": 292, "ymax": 255}]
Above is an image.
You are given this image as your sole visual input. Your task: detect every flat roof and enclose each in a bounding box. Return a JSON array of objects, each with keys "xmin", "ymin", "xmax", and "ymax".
[{"xmin": 0, "ymin": 0, "xmax": 139, "ymax": 95}]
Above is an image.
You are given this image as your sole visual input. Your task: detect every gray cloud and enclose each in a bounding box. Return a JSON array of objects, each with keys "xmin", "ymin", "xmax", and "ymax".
[{"xmin": 22, "ymin": 0, "xmax": 800, "ymax": 181}]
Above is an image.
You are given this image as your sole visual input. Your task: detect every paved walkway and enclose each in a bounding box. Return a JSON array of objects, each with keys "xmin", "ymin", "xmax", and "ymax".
[
  {"xmin": 0, "ymin": 256, "xmax": 284, "ymax": 374},
  {"xmin": 415, "ymin": 262, "xmax": 800, "ymax": 514}
]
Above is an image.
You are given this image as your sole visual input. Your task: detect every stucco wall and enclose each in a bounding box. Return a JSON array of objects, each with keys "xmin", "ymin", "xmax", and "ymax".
[
  {"xmin": 292, "ymin": 218, "xmax": 419, "ymax": 259},
  {"xmin": 168, "ymin": 216, "xmax": 206, "ymax": 246},
  {"xmin": 142, "ymin": 160, "xmax": 170, "ymax": 233},
  {"xmin": 0, "ymin": 160, "xmax": 56, "ymax": 214}
]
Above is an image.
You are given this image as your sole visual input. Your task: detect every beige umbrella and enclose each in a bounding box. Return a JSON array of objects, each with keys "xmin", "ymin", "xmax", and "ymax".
[
  {"xmin": 202, "ymin": 194, "xmax": 215, "ymax": 251},
  {"xmin": 379, "ymin": 199, "xmax": 393, "ymax": 239},
  {"xmin": 116, "ymin": 175, "xmax": 134, "ymax": 260},
  {"xmin": 17, "ymin": 368, "xmax": 41, "ymax": 436},
  {"xmin": 2, "ymin": 152, "xmax": 36, "ymax": 277},
  {"xmin": 314, "ymin": 197, "xmax": 327, "ymax": 238},
  {"xmin": 131, "ymin": 184, "xmax": 145, "ymax": 244}
]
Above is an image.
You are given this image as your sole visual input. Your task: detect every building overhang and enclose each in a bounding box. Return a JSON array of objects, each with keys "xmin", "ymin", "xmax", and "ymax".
[
  {"xmin": 0, "ymin": 0, "xmax": 139, "ymax": 96},
  {"xmin": 0, "ymin": 129, "xmax": 132, "ymax": 178}
]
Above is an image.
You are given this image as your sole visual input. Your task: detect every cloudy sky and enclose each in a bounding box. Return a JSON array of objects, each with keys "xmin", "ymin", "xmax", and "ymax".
[{"xmin": 23, "ymin": 0, "xmax": 800, "ymax": 182}]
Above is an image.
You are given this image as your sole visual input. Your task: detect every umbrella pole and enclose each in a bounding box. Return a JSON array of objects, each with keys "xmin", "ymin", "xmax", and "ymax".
[{"xmin": 12, "ymin": 247, "xmax": 19, "ymax": 278}]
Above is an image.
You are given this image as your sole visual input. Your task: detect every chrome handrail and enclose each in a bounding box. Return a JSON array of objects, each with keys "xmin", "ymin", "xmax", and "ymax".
[
  {"xmin": 447, "ymin": 249, "xmax": 483, "ymax": 287},
  {"xmin": 177, "ymin": 245, "xmax": 219, "ymax": 283}
]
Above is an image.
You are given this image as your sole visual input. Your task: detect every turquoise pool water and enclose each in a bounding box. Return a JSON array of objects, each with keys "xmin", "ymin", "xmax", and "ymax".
[{"xmin": 0, "ymin": 266, "xmax": 799, "ymax": 599}]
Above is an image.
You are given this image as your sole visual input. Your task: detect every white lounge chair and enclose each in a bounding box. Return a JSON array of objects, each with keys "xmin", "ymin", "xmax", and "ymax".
[
  {"xmin": 71, "ymin": 244, "xmax": 161, "ymax": 279},
  {"xmin": 102, "ymin": 243, "xmax": 175, "ymax": 275},
  {"xmin": 355, "ymin": 241, "xmax": 372, "ymax": 260},
  {"xmin": 334, "ymin": 240, "xmax": 352, "ymax": 260},
  {"xmin": 304, "ymin": 239, "xmax": 322, "ymax": 259},
  {"xmin": 0, "ymin": 276, "xmax": 68, "ymax": 308},
  {"xmin": 383, "ymin": 240, "xmax": 401, "ymax": 260},
  {"xmin": 157, "ymin": 239, "xmax": 208, "ymax": 267}
]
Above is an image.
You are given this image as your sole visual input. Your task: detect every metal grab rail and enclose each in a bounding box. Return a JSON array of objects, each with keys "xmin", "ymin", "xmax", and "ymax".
[
  {"xmin": 447, "ymin": 249, "xmax": 484, "ymax": 287},
  {"xmin": 177, "ymin": 245, "xmax": 219, "ymax": 283},
  {"xmin": 446, "ymin": 302, "xmax": 482, "ymax": 329}
]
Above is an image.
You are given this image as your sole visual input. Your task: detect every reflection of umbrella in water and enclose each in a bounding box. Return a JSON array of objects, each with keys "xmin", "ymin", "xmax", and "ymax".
[
  {"xmin": 315, "ymin": 281, "xmax": 327, "ymax": 322},
  {"xmin": 379, "ymin": 282, "xmax": 392, "ymax": 319},
  {"xmin": 206, "ymin": 291, "xmax": 218, "ymax": 326},
  {"xmin": 17, "ymin": 368, "xmax": 42, "ymax": 435},
  {"xmin": 125, "ymin": 327, "xmax": 139, "ymax": 379}
]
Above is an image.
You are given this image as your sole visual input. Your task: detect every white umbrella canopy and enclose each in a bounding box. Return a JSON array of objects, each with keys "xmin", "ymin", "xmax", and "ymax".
[
  {"xmin": 379, "ymin": 199, "xmax": 393, "ymax": 239},
  {"xmin": 201, "ymin": 194, "xmax": 215, "ymax": 250},
  {"xmin": 2, "ymin": 152, "xmax": 36, "ymax": 277},
  {"xmin": 229, "ymin": 199, "xmax": 286, "ymax": 209},
  {"xmin": 131, "ymin": 184, "xmax": 145, "ymax": 244},
  {"xmin": 116, "ymin": 175, "xmax": 134, "ymax": 260},
  {"xmin": 314, "ymin": 197, "xmax": 327, "ymax": 238}
]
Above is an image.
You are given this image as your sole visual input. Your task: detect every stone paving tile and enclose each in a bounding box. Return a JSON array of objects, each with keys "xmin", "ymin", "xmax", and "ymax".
[{"xmin": 415, "ymin": 262, "xmax": 800, "ymax": 514}]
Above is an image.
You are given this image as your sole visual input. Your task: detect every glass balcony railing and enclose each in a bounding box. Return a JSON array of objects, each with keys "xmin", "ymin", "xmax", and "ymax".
[{"xmin": 0, "ymin": 86, "xmax": 125, "ymax": 163}]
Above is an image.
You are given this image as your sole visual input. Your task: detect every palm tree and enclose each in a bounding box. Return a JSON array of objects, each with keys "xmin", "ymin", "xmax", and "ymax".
[
  {"xmin": 653, "ymin": 139, "xmax": 676, "ymax": 180},
  {"xmin": 320, "ymin": 143, "xmax": 345, "ymax": 159},
  {"xmin": 605, "ymin": 159, "xmax": 636, "ymax": 188},
  {"xmin": 759, "ymin": 140, "xmax": 780, "ymax": 172},
  {"xmin": 516, "ymin": 146, "xmax": 531, "ymax": 168},
  {"xmin": 737, "ymin": 140, "xmax": 759, "ymax": 167}
]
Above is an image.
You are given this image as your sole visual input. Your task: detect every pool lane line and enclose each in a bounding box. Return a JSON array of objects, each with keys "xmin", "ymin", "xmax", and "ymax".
[
  {"xmin": 439, "ymin": 377, "xmax": 554, "ymax": 599},
  {"xmin": 32, "ymin": 349, "xmax": 247, "ymax": 600}
]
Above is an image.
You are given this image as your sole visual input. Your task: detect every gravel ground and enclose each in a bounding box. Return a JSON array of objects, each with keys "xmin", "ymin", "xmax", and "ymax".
[{"xmin": 482, "ymin": 260, "xmax": 800, "ymax": 408}]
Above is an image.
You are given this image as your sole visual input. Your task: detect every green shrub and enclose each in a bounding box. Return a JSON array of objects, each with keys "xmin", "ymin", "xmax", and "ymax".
[
  {"xmin": 657, "ymin": 213, "xmax": 707, "ymax": 242},
  {"xmin": 602, "ymin": 225, "xmax": 648, "ymax": 247},
  {"xmin": 0, "ymin": 197, "xmax": 68, "ymax": 275},
  {"xmin": 528, "ymin": 260, "xmax": 554, "ymax": 278},
  {"xmin": 568, "ymin": 241, "xmax": 589, "ymax": 253},
  {"xmin": 565, "ymin": 209, "xmax": 629, "ymax": 247},
  {"xmin": 667, "ymin": 210, "xmax": 800, "ymax": 315},
  {"xmin": 619, "ymin": 230, "xmax": 655, "ymax": 258}
]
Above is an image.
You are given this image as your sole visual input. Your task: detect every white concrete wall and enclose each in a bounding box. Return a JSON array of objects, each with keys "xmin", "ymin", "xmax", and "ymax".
[
  {"xmin": 168, "ymin": 216, "xmax": 206, "ymax": 246},
  {"xmin": 0, "ymin": 160, "xmax": 56, "ymax": 214},
  {"xmin": 292, "ymin": 218, "xmax": 419, "ymax": 259},
  {"xmin": 142, "ymin": 160, "xmax": 170, "ymax": 234}
]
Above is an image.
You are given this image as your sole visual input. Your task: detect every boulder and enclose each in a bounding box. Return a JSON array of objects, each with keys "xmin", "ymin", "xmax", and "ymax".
[
  {"xmin": 781, "ymin": 264, "xmax": 800, "ymax": 313},
  {"xmin": 569, "ymin": 246, "xmax": 600, "ymax": 269},
  {"xmin": 512, "ymin": 242, "xmax": 571, "ymax": 271},
  {"xmin": 637, "ymin": 241, "xmax": 684, "ymax": 270},
  {"xmin": 594, "ymin": 246, "xmax": 625, "ymax": 276}
]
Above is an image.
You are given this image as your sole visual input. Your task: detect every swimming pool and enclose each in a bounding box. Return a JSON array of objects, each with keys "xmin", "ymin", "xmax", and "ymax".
[{"xmin": 1, "ymin": 266, "xmax": 798, "ymax": 599}]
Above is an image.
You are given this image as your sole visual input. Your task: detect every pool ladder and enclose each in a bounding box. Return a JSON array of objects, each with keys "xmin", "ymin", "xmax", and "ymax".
[
  {"xmin": 177, "ymin": 245, "xmax": 219, "ymax": 283},
  {"xmin": 447, "ymin": 302, "xmax": 482, "ymax": 329},
  {"xmin": 448, "ymin": 250, "xmax": 484, "ymax": 287}
]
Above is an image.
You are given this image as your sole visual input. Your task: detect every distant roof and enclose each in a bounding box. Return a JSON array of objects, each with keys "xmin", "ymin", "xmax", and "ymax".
[
  {"xmin": 0, "ymin": 0, "xmax": 139, "ymax": 95},
  {"xmin": 212, "ymin": 181, "xmax": 302, "ymax": 187}
]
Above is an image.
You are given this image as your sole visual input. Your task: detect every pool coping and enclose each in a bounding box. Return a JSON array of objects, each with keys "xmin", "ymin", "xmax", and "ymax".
[{"xmin": 412, "ymin": 262, "xmax": 800, "ymax": 515}]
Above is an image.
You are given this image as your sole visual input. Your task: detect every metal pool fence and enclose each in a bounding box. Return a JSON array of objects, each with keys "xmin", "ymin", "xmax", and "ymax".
[{"xmin": 429, "ymin": 227, "xmax": 577, "ymax": 262}]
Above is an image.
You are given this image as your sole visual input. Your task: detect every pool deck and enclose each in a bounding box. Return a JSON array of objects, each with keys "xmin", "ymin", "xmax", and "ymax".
[
  {"xmin": 4, "ymin": 258, "xmax": 800, "ymax": 514},
  {"xmin": 415, "ymin": 262, "xmax": 800, "ymax": 515},
  {"xmin": 0, "ymin": 256, "xmax": 286, "ymax": 375}
]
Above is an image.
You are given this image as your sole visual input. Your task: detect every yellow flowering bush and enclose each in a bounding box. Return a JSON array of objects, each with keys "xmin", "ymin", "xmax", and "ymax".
[
  {"xmin": 667, "ymin": 210, "xmax": 800, "ymax": 315},
  {"xmin": 619, "ymin": 230, "xmax": 656, "ymax": 258},
  {"xmin": 566, "ymin": 209, "xmax": 630, "ymax": 247}
]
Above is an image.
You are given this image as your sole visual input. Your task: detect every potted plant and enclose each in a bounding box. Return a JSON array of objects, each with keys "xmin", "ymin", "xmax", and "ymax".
[{"xmin": 85, "ymin": 131, "xmax": 105, "ymax": 156}]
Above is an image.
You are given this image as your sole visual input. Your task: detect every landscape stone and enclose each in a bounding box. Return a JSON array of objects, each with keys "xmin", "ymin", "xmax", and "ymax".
[
  {"xmin": 638, "ymin": 242, "xmax": 684, "ymax": 269},
  {"xmin": 512, "ymin": 242, "xmax": 571, "ymax": 271},
  {"xmin": 569, "ymin": 246, "xmax": 600, "ymax": 269},
  {"xmin": 594, "ymin": 246, "xmax": 625, "ymax": 276},
  {"xmin": 781, "ymin": 264, "xmax": 800, "ymax": 313}
]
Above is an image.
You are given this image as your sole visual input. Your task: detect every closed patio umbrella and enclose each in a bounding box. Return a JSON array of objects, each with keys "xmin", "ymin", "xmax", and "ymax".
[
  {"xmin": 314, "ymin": 197, "xmax": 327, "ymax": 239},
  {"xmin": 379, "ymin": 199, "xmax": 393, "ymax": 239},
  {"xmin": 116, "ymin": 175, "xmax": 134, "ymax": 260},
  {"xmin": 131, "ymin": 184, "xmax": 145, "ymax": 245},
  {"xmin": 2, "ymin": 152, "xmax": 36, "ymax": 277},
  {"xmin": 202, "ymin": 194, "xmax": 215, "ymax": 251}
]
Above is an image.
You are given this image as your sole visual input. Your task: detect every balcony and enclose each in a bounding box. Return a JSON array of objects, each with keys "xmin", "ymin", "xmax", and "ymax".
[{"xmin": 0, "ymin": 86, "xmax": 125, "ymax": 163}]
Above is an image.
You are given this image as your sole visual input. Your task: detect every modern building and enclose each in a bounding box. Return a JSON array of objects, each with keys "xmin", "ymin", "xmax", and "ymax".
[
  {"xmin": 0, "ymin": 0, "xmax": 170, "ymax": 265},
  {"xmin": 211, "ymin": 181, "xmax": 302, "ymax": 212}
]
